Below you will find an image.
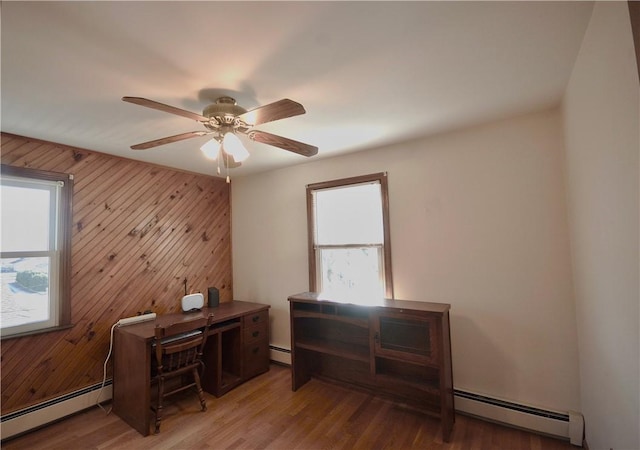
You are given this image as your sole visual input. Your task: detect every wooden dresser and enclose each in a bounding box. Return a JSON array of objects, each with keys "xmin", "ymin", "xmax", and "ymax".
[{"xmin": 288, "ymin": 292, "xmax": 454, "ymax": 442}]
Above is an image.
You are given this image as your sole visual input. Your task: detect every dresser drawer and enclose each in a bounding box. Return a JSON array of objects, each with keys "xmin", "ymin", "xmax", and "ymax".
[
  {"xmin": 243, "ymin": 309, "xmax": 268, "ymax": 327},
  {"xmin": 243, "ymin": 340, "xmax": 269, "ymax": 378},
  {"xmin": 244, "ymin": 323, "xmax": 268, "ymax": 345}
]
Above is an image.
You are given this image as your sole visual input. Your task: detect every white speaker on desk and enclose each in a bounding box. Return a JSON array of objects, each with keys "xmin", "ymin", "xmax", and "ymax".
[{"xmin": 181, "ymin": 293, "xmax": 204, "ymax": 312}]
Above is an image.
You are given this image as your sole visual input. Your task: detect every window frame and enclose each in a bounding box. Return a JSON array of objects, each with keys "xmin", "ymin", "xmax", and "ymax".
[
  {"xmin": 1, "ymin": 164, "xmax": 73, "ymax": 339},
  {"xmin": 306, "ymin": 172, "xmax": 394, "ymax": 299}
]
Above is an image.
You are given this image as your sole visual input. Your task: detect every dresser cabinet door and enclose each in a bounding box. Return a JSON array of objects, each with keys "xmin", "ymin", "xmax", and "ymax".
[{"xmin": 372, "ymin": 310, "xmax": 440, "ymax": 366}]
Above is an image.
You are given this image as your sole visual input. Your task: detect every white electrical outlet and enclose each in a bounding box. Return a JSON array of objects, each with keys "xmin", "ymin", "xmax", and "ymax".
[{"xmin": 118, "ymin": 312, "xmax": 156, "ymax": 326}]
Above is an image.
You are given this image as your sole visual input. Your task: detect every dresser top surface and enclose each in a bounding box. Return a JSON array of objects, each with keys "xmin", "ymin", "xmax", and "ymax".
[{"xmin": 288, "ymin": 291, "xmax": 450, "ymax": 313}]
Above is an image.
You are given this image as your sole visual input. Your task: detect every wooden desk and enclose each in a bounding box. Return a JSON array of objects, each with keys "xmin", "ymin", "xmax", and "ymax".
[
  {"xmin": 113, "ymin": 301, "xmax": 270, "ymax": 436},
  {"xmin": 288, "ymin": 292, "xmax": 454, "ymax": 442}
]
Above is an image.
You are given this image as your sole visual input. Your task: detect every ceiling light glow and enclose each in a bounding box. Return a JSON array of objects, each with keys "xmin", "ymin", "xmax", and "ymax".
[
  {"xmin": 200, "ymin": 138, "xmax": 220, "ymax": 160},
  {"xmin": 223, "ymin": 132, "xmax": 250, "ymax": 162}
]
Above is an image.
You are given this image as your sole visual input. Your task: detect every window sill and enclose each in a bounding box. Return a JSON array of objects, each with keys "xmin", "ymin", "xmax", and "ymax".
[{"xmin": 1, "ymin": 323, "xmax": 74, "ymax": 341}]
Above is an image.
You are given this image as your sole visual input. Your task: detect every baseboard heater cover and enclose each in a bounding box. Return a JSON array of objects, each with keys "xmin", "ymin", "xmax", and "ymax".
[
  {"xmin": 269, "ymin": 345, "xmax": 292, "ymax": 365},
  {"xmin": 454, "ymin": 389, "xmax": 583, "ymax": 445},
  {"xmin": 0, "ymin": 381, "xmax": 112, "ymax": 441},
  {"xmin": 455, "ymin": 390, "xmax": 569, "ymax": 421}
]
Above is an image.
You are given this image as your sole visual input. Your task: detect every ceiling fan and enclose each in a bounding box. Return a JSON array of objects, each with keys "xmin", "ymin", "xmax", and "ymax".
[{"xmin": 122, "ymin": 95, "xmax": 318, "ymax": 173}]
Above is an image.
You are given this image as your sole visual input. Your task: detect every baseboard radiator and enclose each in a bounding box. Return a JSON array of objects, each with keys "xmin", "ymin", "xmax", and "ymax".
[
  {"xmin": 454, "ymin": 389, "xmax": 584, "ymax": 445},
  {"xmin": 269, "ymin": 345, "xmax": 292, "ymax": 365},
  {"xmin": 2, "ymin": 347, "xmax": 584, "ymax": 447},
  {"xmin": 0, "ymin": 381, "xmax": 112, "ymax": 441}
]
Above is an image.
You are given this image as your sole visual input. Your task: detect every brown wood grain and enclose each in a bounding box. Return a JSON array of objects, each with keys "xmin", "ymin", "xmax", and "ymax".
[{"xmin": 1, "ymin": 133, "xmax": 232, "ymax": 414}]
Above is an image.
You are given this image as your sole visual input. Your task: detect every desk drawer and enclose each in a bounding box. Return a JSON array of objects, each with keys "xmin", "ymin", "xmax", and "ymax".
[
  {"xmin": 244, "ymin": 323, "xmax": 268, "ymax": 345},
  {"xmin": 243, "ymin": 340, "xmax": 269, "ymax": 378},
  {"xmin": 243, "ymin": 309, "xmax": 268, "ymax": 327}
]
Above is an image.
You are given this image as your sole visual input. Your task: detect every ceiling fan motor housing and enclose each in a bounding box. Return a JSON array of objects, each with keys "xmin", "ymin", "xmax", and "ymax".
[{"xmin": 203, "ymin": 97, "xmax": 247, "ymax": 131}]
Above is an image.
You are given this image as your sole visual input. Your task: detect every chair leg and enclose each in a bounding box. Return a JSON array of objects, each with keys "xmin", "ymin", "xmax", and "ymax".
[
  {"xmin": 193, "ymin": 368, "xmax": 207, "ymax": 411},
  {"xmin": 155, "ymin": 377, "xmax": 164, "ymax": 434}
]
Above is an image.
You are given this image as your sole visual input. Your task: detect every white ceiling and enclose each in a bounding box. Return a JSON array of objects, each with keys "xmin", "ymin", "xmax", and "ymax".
[{"xmin": 2, "ymin": 1, "xmax": 594, "ymax": 178}]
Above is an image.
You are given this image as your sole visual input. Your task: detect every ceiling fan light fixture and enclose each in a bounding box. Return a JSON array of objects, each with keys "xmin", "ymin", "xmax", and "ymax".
[
  {"xmin": 223, "ymin": 132, "xmax": 250, "ymax": 162},
  {"xmin": 200, "ymin": 138, "xmax": 220, "ymax": 160}
]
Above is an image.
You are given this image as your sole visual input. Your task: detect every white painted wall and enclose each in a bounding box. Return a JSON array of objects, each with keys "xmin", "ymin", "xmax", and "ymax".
[
  {"xmin": 232, "ymin": 108, "xmax": 581, "ymax": 413},
  {"xmin": 562, "ymin": 2, "xmax": 640, "ymax": 449}
]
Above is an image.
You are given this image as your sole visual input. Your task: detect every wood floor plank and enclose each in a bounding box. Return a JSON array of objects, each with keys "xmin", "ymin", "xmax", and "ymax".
[{"xmin": 2, "ymin": 364, "xmax": 578, "ymax": 450}]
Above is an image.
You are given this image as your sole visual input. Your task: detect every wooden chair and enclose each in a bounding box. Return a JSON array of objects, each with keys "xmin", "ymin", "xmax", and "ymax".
[{"xmin": 151, "ymin": 314, "xmax": 214, "ymax": 434}]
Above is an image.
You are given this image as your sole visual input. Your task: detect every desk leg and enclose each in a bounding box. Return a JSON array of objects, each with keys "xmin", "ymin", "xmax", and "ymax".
[{"xmin": 113, "ymin": 330, "xmax": 151, "ymax": 436}]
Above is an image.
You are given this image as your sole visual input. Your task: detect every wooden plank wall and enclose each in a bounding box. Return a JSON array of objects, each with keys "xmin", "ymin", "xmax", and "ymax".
[{"xmin": 0, "ymin": 133, "xmax": 232, "ymax": 414}]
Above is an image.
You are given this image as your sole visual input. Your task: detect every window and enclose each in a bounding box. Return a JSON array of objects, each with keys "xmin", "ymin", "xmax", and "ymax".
[
  {"xmin": 1, "ymin": 165, "xmax": 73, "ymax": 338},
  {"xmin": 307, "ymin": 172, "xmax": 393, "ymax": 300}
]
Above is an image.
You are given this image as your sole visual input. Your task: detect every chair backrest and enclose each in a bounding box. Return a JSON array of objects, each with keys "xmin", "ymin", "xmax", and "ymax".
[{"xmin": 153, "ymin": 314, "xmax": 213, "ymax": 375}]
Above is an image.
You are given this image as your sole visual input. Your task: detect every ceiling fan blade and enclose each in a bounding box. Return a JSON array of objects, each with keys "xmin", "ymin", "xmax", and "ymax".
[
  {"xmin": 130, "ymin": 131, "xmax": 209, "ymax": 150},
  {"xmin": 238, "ymin": 99, "xmax": 306, "ymax": 126},
  {"xmin": 123, "ymin": 97, "xmax": 209, "ymax": 123},
  {"xmin": 248, "ymin": 130, "xmax": 318, "ymax": 157}
]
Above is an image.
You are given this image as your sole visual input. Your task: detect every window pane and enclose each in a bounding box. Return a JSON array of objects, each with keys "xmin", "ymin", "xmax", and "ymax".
[
  {"xmin": 1, "ymin": 257, "xmax": 51, "ymax": 328},
  {"xmin": 319, "ymin": 247, "xmax": 384, "ymax": 300},
  {"xmin": 1, "ymin": 184, "xmax": 52, "ymax": 252},
  {"xmin": 315, "ymin": 182, "xmax": 383, "ymax": 245}
]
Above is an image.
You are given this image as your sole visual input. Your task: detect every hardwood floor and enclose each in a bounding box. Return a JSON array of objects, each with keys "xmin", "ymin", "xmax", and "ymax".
[{"xmin": 3, "ymin": 364, "xmax": 577, "ymax": 450}]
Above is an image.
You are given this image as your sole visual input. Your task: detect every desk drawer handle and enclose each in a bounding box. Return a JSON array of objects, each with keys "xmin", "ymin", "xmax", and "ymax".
[
  {"xmin": 252, "ymin": 331, "xmax": 260, "ymax": 338},
  {"xmin": 252, "ymin": 347, "xmax": 259, "ymax": 354},
  {"xmin": 252, "ymin": 315, "xmax": 260, "ymax": 322}
]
